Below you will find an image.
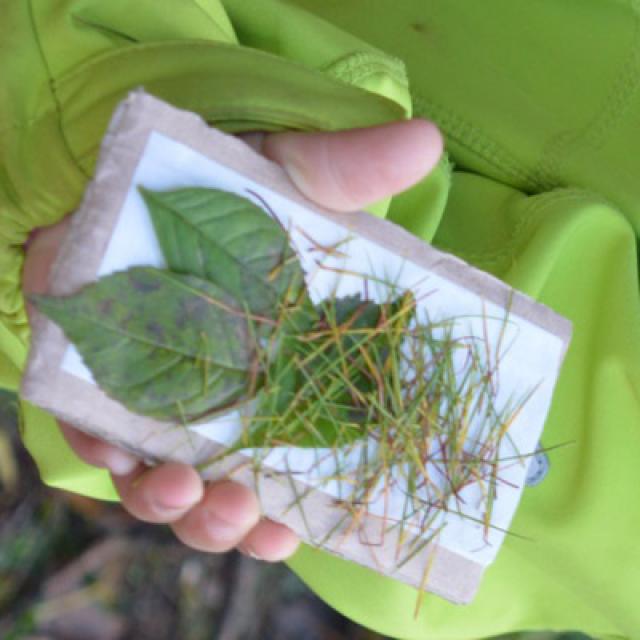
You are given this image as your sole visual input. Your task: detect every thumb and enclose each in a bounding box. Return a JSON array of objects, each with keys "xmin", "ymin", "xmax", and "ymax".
[
  {"xmin": 22, "ymin": 216, "xmax": 72, "ymax": 309},
  {"xmin": 260, "ymin": 119, "xmax": 443, "ymax": 213}
]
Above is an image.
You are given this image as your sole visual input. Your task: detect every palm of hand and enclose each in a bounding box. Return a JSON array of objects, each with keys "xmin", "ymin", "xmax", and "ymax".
[{"xmin": 22, "ymin": 120, "xmax": 442, "ymax": 561}]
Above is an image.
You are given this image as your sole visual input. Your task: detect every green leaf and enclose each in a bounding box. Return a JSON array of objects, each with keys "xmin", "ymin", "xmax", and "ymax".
[
  {"xmin": 139, "ymin": 186, "xmax": 305, "ymax": 318},
  {"xmin": 31, "ymin": 267, "xmax": 261, "ymax": 422}
]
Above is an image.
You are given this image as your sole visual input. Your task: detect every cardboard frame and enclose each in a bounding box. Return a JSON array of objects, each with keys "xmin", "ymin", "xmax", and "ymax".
[{"xmin": 22, "ymin": 91, "xmax": 572, "ymax": 604}]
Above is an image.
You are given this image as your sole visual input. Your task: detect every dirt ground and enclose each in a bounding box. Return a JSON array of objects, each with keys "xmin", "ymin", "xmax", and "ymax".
[{"xmin": 0, "ymin": 390, "xmax": 590, "ymax": 640}]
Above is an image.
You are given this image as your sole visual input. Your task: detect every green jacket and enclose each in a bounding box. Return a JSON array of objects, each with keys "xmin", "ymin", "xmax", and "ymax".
[{"xmin": 2, "ymin": 2, "xmax": 639, "ymax": 638}]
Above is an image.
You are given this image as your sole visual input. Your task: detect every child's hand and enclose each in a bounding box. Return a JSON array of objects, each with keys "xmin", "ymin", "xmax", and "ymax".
[{"xmin": 22, "ymin": 119, "xmax": 443, "ymax": 561}]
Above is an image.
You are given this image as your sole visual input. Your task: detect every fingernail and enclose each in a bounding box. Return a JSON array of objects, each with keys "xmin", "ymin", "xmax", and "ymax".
[
  {"xmin": 204, "ymin": 511, "xmax": 241, "ymax": 541},
  {"xmin": 150, "ymin": 504, "xmax": 192, "ymax": 519},
  {"xmin": 147, "ymin": 489, "xmax": 200, "ymax": 516},
  {"xmin": 146, "ymin": 497, "xmax": 195, "ymax": 520},
  {"xmin": 239, "ymin": 544, "xmax": 263, "ymax": 560},
  {"xmin": 103, "ymin": 450, "xmax": 139, "ymax": 476}
]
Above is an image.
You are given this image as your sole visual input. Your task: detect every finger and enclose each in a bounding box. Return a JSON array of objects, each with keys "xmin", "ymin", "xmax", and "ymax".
[
  {"xmin": 22, "ymin": 217, "xmax": 72, "ymax": 304},
  {"xmin": 261, "ymin": 118, "xmax": 443, "ymax": 212},
  {"xmin": 171, "ymin": 480, "xmax": 260, "ymax": 552},
  {"xmin": 23, "ymin": 222, "xmax": 142, "ymax": 479},
  {"xmin": 238, "ymin": 519, "xmax": 300, "ymax": 562},
  {"xmin": 58, "ymin": 420, "xmax": 139, "ymax": 476},
  {"xmin": 111, "ymin": 462, "xmax": 204, "ymax": 523}
]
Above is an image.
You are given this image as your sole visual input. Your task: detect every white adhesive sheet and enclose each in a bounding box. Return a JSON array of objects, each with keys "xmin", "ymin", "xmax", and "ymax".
[{"xmin": 61, "ymin": 131, "xmax": 564, "ymax": 566}]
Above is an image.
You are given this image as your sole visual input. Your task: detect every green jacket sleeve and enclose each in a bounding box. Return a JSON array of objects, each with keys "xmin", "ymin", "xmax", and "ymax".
[
  {"xmin": 0, "ymin": 2, "xmax": 420, "ymax": 498},
  {"xmin": 285, "ymin": 2, "xmax": 640, "ymax": 639},
  {"xmin": 5, "ymin": 1, "xmax": 640, "ymax": 639}
]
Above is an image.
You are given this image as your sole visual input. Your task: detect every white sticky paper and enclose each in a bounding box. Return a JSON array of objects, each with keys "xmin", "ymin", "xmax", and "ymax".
[{"xmin": 61, "ymin": 131, "xmax": 563, "ymax": 566}]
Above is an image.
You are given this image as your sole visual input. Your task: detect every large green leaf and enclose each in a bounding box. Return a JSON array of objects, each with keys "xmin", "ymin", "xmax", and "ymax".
[
  {"xmin": 31, "ymin": 267, "xmax": 261, "ymax": 422},
  {"xmin": 140, "ymin": 186, "xmax": 305, "ymax": 318}
]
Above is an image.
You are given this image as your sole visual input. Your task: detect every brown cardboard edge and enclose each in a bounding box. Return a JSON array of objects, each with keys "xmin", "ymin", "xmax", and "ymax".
[
  {"xmin": 22, "ymin": 94, "xmax": 221, "ymax": 464},
  {"xmin": 20, "ymin": 89, "xmax": 573, "ymax": 605}
]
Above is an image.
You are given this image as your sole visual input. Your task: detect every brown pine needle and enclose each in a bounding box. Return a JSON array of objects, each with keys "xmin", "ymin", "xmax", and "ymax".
[{"xmin": 196, "ymin": 265, "xmax": 539, "ymax": 610}]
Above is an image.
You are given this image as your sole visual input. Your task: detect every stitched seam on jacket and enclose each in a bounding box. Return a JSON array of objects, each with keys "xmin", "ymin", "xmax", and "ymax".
[
  {"xmin": 465, "ymin": 193, "xmax": 612, "ymax": 265},
  {"xmin": 319, "ymin": 50, "xmax": 409, "ymax": 88},
  {"xmin": 505, "ymin": 190, "xmax": 620, "ymax": 254},
  {"xmin": 26, "ymin": 0, "xmax": 89, "ymax": 182},
  {"xmin": 0, "ymin": 244, "xmax": 28, "ymax": 344},
  {"xmin": 412, "ymin": 93, "xmax": 553, "ymax": 192},
  {"xmin": 435, "ymin": 190, "xmax": 617, "ymax": 267},
  {"xmin": 326, "ymin": 60, "xmax": 404, "ymax": 87},
  {"xmin": 530, "ymin": 0, "xmax": 640, "ymax": 186}
]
